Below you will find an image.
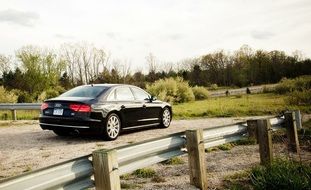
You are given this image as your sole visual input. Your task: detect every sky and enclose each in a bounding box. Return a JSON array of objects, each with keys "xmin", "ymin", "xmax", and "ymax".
[{"xmin": 0, "ymin": 0, "xmax": 310, "ymax": 69}]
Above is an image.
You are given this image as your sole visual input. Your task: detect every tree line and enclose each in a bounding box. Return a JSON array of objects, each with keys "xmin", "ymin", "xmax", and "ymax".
[{"xmin": 0, "ymin": 43, "xmax": 310, "ymax": 102}]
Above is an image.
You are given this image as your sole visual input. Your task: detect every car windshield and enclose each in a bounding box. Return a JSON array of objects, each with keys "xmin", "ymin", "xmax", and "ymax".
[{"xmin": 59, "ymin": 86, "xmax": 107, "ymax": 98}]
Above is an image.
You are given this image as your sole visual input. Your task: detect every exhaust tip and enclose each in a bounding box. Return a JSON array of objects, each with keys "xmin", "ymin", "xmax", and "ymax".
[{"xmin": 71, "ymin": 129, "xmax": 80, "ymax": 136}]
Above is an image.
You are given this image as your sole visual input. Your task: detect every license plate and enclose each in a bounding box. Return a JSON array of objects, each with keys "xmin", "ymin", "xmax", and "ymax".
[{"xmin": 53, "ymin": 109, "xmax": 63, "ymax": 116}]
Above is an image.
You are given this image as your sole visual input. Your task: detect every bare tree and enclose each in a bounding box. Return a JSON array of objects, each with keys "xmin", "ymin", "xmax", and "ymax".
[{"xmin": 0, "ymin": 54, "xmax": 12, "ymax": 76}]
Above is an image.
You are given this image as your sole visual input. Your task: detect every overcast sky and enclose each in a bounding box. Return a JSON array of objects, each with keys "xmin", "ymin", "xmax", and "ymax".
[{"xmin": 0, "ymin": 0, "xmax": 310, "ymax": 69}]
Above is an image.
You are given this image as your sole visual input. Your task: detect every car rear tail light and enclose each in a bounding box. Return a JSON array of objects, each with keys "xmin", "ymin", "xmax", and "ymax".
[
  {"xmin": 69, "ymin": 104, "xmax": 91, "ymax": 112},
  {"xmin": 41, "ymin": 103, "xmax": 48, "ymax": 110}
]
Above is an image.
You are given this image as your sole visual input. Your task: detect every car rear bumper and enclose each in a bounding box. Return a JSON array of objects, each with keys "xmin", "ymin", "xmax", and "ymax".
[{"xmin": 39, "ymin": 115, "xmax": 104, "ymax": 133}]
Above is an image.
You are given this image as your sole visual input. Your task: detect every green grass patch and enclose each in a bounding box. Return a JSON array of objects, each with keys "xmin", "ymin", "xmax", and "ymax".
[
  {"xmin": 234, "ymin": 137, "xmax": 257, "ymax": 145},
  {"xmin": 223, "ymin": 170, "xmax": 252, "ymax": 190},
  {"xmin": 162, "ymin": 157, "xmax": 185, "ymax": 165},
  {"xmin": 250, "ymin": 159, "xmax": 311, "ymax": 190},
  {"xmin": 120, "ymin": 182, "xmax": 142, "ymax": 189},
  {"xmin": 0, "ymin": 110, "xmax": 39, "ymax": 120},
  {"xmin": 173, "ymin": 93, "xmax": 310, "ymax": 119},
  {"xmin": 218, "ymin": 143, "xmax": 234, "ymax": 151},
  {"xmin": 224, "ymin": 159, "xmax": 311, "ymax": 190},
  {"xmin": 132, "ymin": 168, "xmax": 156, "ymax": 178}
]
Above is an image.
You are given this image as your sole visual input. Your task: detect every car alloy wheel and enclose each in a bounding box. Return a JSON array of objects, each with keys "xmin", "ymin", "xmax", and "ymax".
[
  {"xmin": 106, "ymin": 113, "xmax": 121, "ymax": 140},
  {"xmin": 162, "ymin": 108, "xmax": 171, "ymax": 128}
]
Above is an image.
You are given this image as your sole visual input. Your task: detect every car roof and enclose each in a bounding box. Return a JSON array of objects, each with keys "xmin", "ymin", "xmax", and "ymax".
[{"xmin": 82, "ymin": 84, "xmax": 139, "ymax": 88}]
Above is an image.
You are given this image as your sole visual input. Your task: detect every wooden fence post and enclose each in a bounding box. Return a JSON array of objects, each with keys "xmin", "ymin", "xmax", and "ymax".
[
  {"xmin": 257, "ymin": 119, "xmax": 273, "ymax": 165},
  {"xmin": 11, "ymin": 110, "xmax": 17, "ymax": 121},
  {"xmin": 93, "ymin": 149, "xmax": 120, "ymax": 190},
  {"xmin": 294, "ymin": 110, "xmax": 302, "ymax": 129},
  {"xmin": 246, "ymin": 120, "xmax": 258, "ymax": 143},
  {"xmin": 284, "ymin": 111, "xmax": 300, "ymax": 154},
  {"xmin": 186, "ymin": 129, "xmax": 208, "ymax": 190}
]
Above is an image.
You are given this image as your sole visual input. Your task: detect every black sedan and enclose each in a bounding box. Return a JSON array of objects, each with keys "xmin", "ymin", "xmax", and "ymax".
[{"xmin": 39, "ymin": 84, "xmax": 172, "ymax": 140}]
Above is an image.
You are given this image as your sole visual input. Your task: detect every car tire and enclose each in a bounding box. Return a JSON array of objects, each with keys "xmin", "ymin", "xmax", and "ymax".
[
  {"xmin": 103, "ymin": 113, "xmax": 121, "ymax": 140},
  {"xmin": 53, "ymin": 129, "xmax": 71, "ymax": 136},
  {"xmin": 160, "ymin": 107, "xmax": 171, "ymax": 128}
]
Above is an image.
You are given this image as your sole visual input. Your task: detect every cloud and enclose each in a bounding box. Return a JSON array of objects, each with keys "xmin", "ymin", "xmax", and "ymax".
[
  {"xmin": 0, "ymin": 9, "xmax": 39, "ymax": 27},
  {"xmin": 251, "ymin": 30, "xmax": 275, "ymax": 40},
  {"xmin": 54, "ymin": 34, "xmax": 75, "ymax": 39},
  {"xmin": 167, "ymin": 33, "xmax": 184, "ymax": 40},
  {"xmin": 106, "ymin": 32, "xmax": 117, "ymax": 39}
]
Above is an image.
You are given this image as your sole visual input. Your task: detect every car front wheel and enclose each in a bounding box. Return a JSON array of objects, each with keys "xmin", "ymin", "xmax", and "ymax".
[
  {"xmin": 103, "ymin": 113, "xmax": 121, "ymax": 140},
  {"xmin": 160, "ymin": 107, "xmax": 171, "ymax": 128}
]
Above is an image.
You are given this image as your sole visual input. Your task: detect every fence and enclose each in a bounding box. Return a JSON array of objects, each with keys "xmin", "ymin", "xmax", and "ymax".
[{"xmin": 0, "ymin": 110, "xmax": 302, "ymax": 190}]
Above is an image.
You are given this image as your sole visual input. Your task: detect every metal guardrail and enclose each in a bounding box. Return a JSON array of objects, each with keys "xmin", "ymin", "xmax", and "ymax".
[
  {"xmin": 0, "ymin": 116, "xmax": 285, "ymax": 190},
  {"xmin": 0, "ymin": 103, "xmax": 41, "ymax": 110},
  {"xmin": 0, "ymin": 155, "xmax": 93, "ymax": 190}
]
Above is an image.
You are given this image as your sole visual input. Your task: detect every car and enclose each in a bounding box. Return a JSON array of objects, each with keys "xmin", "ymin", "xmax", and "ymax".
[{"xmin": 39, "ymin": 84, "xmax": 172, "ymax": 140}]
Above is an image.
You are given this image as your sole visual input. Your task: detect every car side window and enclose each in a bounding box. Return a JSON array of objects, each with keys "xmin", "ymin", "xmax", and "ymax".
[
  {"xmin": 116, "ymin": 87, "xmax": 135, "ymax": 101},
  {"xmin": 131, "ymin": 87, "xmax": 150, "ymax": 101},
  {"xmin": 106, "ymin": 90, "xmax": 115, "ymax": 101}
]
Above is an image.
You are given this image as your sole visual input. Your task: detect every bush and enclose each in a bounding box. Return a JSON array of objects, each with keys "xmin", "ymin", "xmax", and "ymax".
[
  {"xmin": 147, "ymin": 77, "xmax": 195, "ymax": 103},
  {"xmin": 37, "ymin": 86, "xmax": 65, "ymax": 102},
  {"xmin": 192, "ymin": 86, "xmax": 209, "ymax": 100},
  {"xmin": 209, "ymin": 83, "xmax": 218, "ymax": 90},
  {"xmin": 287, "ymin": 89, "xmax": 311, "ymax": 105},
  {"xmin": 275, "ymin": 76, "xmax": 311, "ymax": 94},
  {"xmin": 250, "ymin": 159, "xmax": 311, "ymax": 190},
  {"xmin": 0, "ymin": 86, "xmax": 18, "ymax": 103}
]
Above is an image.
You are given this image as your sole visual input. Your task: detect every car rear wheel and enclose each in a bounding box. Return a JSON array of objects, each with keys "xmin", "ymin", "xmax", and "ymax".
[
  {"xmin": 160, "ymin": 107, "xmax": 171, "ymax": 128},
  {"xmin": 103, "ymin": 113, "xmax": 121, "ymax": 140}
]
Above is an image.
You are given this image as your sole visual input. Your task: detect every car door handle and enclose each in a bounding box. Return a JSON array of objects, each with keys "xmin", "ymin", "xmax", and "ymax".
[
  {"xmin": 143, "ymin": 104, "xmax": 146, "ymax": 108},
  {"xmin": 121, "ymin": 105, "xmax": 126, "ymax": 109}
]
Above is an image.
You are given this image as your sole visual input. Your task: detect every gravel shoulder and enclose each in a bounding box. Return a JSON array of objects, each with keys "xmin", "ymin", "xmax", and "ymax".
[{"xmin": 0, "ymin": 115, "xmax": 309, "ymax": 189}]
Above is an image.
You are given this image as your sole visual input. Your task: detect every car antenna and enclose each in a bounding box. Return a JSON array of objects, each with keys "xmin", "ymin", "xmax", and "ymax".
[{"xmin": 91, "ymin": 83, "xmax": 94, "ymax": 87}]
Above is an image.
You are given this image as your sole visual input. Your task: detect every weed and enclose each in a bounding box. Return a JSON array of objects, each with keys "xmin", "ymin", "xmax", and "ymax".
[
  {"xmin": 23, "ymin": 165, "xmax": 32, "ymax": 173},
  {"xmin": 95, "ymin": 143, "xmax": 105, "ymax": 147},
  {"xmin": 132, "ymin": 168, "xmax": 156, "ymax": 178},
  {"xmin": 162, "ymin": 157, "xmax": 185, "ymax": 165},
  {"xmin": 205, "ymin": 147, "xmax": 218, "ymax": 153},
  {"xmin": 218, "ymin": 143, "xmax": 234, "ymax": 151},
  {"xmin": 121, "ymin": 182, "xmax": 142, "ymax": 189},
  {"xmin": 120, "ymin": 173, "xmax": 131, "ymax": 180},
  {"xmin": 234, "ymin": 137, "xmax": 256, "ymax": 145}
]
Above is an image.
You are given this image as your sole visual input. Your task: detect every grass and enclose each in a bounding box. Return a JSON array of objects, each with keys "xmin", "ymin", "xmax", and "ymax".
[
  {"xmin": 0, "ymin": 110, "xmax": 40, "ymax": 120},
  {"xmin": 218, "ymin": 143, "xmax": 234, "ymax": 151},
  {"xmin": 132, "ymin": 168, "xmax": 156, "ymax": 178},
  {"xmin": 173, "ymin": 93, "xmax": 310, "ymax": 119},
  {"xmin": 162, "ymin": 157, "xmax": 185, "ymax": 165},
  {"xmin": 224, "ymin": 159, "xmax": 311, "ymax": 190}
]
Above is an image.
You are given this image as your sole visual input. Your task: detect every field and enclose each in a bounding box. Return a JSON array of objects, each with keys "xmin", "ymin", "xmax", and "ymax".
[
  {"xmin": 0, "ymin": 93, "xmax": 310, "ymax": 121},
  {"xmin": 173, "ymin": 93, "xmax": 310, "ymax": 119}
]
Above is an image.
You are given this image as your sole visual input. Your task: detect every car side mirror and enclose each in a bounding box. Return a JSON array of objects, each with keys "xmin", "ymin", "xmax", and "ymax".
[{"xmin": 147, "ymin": 95, "xmax": 157, "ymax": 102}]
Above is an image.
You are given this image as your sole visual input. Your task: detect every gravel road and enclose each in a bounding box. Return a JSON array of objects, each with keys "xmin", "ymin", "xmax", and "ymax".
[{"xmin": 0, "ymin": 117, "xmax": 259, "ymax": 180}]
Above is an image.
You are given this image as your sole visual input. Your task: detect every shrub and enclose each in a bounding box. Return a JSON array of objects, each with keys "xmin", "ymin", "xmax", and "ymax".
[
  {"xmin": 209, "ymin": 83, "xmax": 218, "ymax": 90},
  {"xmin": 146, "ymin": 77, "xmax": 194, "ymax": 104},
  {"xmin": 250, "ymin": 159, "xmax": 311, "ymax": 190},
  {"xmin": 0, "ymin": 86, "xmax": 18, "ymax": 103},
  {"xmin": 287, "ymin": 89, "xmax": 311, "ymax": 106},
  {"xmin": 275, "ymin": 76, "xmax": 311, "ymax": 94},
  {"xmin": 37, "ymin": 86, "xmax": 65, "ymax": 102},
  {"xmin": 192, "ymin": 86, "xmax": 209, "ymax": 100}
]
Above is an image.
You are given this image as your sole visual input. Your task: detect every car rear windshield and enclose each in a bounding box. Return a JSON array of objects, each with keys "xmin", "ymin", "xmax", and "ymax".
[{"xmin": 59, "ymin": 86, "xmax": 107, "ymax": 98}]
